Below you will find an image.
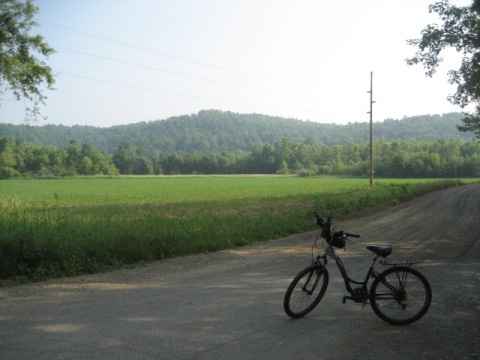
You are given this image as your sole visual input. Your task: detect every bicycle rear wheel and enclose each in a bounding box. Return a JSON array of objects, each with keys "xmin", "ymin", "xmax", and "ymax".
[
  {"xmin": 370, "ymin": 266, "xmax": 432, "ymax": 325},
  {"xmin": 283, "ymin": 264, "xmax": 329, "ymax": 318}
]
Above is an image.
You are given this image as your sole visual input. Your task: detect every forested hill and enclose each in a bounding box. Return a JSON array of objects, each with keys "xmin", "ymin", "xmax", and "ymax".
[{"xmin": 0, "ymin": 110, "xmax": 473, "ymax": 155}]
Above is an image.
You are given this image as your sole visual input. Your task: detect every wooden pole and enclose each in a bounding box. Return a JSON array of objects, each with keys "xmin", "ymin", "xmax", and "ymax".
[{"xmin": 368, "ymin": 72, "xmax": 374, "ymax": 186}]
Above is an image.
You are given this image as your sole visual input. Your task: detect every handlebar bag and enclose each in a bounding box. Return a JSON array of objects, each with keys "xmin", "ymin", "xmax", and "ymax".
[{"xmin": 329, "ymin": 231, "xmax": 346, "ymax": 249}]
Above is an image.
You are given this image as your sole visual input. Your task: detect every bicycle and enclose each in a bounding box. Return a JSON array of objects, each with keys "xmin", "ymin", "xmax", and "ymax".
[{"xmin": 283, "ymin": 213, "xmax": 432, "ymax": 325}]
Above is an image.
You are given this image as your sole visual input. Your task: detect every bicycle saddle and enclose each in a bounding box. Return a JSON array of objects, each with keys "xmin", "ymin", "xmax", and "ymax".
[{"xmin": 366, "ymin": 244, "xmax": 392, "ymax": 258}]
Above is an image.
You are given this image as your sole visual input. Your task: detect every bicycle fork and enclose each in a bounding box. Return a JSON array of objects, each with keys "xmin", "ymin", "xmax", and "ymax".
[
  {"xmin": 300, "ymin": 255, "xmax": 328, "ymax": 293},
  {"xmin": 302, "ymin": 264, "xmax": 324, "ymax": 295}
]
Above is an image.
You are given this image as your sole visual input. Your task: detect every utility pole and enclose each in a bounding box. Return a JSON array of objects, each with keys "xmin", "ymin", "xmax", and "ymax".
[{"xmin": 367, "ymin": 72, "xmax": 375, "ymax": 186}]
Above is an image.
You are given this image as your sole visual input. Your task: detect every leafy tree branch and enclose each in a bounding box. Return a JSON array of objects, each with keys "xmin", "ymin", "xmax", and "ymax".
[
  {"xmin": 0, "ymin": 0, "xmax": 55, "ymax": 122},
  {"xmin": 407, "ymin": 0, "xmax": 480, "ymax": 137}
]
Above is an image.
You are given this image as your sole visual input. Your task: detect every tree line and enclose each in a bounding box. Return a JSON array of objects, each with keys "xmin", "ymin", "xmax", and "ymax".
[
  {"xmin": 1, "ymin": 136, "xmax": 479, "ymax": 178},
  {"xmin": 0, "ymin": 138, "xmax": 118, "ymax": 178},
  {"xmin": 0, "ymin": 111, "xmax": 474, "ymax": 157}
]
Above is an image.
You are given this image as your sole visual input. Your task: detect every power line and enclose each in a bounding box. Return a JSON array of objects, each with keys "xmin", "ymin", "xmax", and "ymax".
[
  {"xmin": 38, "ymin": 19, "xmax": 359, "ymax": 92},
  {"xmin": 117, "ymin": 0, "xmax": 311, "ymax": 61},
  {"xmin": 60, "ymin": 71, "xmax": 364, "ymax": 115},
  {"xmin": 54, "ymin": 45, "xmax": 364, "ymax": 103}
]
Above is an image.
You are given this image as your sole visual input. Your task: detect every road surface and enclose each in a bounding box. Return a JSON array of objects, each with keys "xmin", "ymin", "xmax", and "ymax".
[{"xmin": 1, "ymin": 184, "xmax": 479, "ymax": 359}]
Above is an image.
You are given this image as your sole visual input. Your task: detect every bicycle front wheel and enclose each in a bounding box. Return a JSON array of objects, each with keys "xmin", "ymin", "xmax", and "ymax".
[
  {"xmin": 283, "ymin": 264, "xmax": 329, "ymax": 318},
  {"xmin": 370, "ymin": 266, "xmax": 432, "ymax": 325}
]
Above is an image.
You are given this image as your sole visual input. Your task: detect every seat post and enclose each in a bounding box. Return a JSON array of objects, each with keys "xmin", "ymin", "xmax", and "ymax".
[{"xmin": 370, "ymin": 255, "xmax": 379, "ymax": 270}]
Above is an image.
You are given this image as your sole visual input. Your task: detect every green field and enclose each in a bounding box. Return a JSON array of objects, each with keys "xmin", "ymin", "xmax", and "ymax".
[{"xmin": 0, "ymin": 176, "xmax": 475, "ymax": 283}]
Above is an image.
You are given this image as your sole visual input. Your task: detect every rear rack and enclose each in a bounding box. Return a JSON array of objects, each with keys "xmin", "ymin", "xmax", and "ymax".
[{"xmin": 380, "ymin": 259, "xmax": 418, "ymax": 266}]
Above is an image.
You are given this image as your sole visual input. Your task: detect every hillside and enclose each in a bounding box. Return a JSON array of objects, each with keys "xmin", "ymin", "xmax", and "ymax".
[{"xmin": 0, "ymin": 110, "xmax": 473, "ymax": 156}]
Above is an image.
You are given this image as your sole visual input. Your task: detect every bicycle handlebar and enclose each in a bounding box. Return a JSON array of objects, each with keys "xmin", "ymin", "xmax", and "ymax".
[
  {"xmin": 313, "ymin": 212, "xmax": 360, "ymax": 239},
  {"xmin": 344, "ymin": 232, "xmax": 360, "ymax": 238}
]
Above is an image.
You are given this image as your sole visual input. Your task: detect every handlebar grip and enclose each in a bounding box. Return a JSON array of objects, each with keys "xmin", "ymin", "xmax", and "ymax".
[{"xmin": 345, "ymin": 232, "xmax": 360, "ymax": 238}]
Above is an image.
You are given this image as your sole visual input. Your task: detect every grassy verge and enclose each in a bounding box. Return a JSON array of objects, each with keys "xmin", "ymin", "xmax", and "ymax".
[{"xmin": 0, "ymin": 177, "xmax": 471, "ymax": 284}]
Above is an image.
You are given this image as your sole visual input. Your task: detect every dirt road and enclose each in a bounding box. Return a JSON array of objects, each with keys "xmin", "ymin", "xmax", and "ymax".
[{"xmin": 1, "ymin": 184, "xmax": 479, "ymax": 360}]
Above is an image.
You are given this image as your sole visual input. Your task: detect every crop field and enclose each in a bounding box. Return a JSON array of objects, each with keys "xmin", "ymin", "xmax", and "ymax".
[
  {"xmin": 1, "ymin": 176, "xmax": 371, "ymax": 208},
  {"xmin": 0, "ymin": 176, "xmax": 473, "ymax": 283}
]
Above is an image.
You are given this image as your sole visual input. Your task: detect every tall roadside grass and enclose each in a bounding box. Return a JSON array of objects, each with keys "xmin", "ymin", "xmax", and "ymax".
[{"xmin": 0, "ymin": 177, "xmax": 468, "ymax": 284}]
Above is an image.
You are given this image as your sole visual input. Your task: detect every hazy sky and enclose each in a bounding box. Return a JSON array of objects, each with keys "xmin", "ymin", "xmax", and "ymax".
[{"xmin": 0, "ymin": 0, "xmax": 472, "ymax": 127}]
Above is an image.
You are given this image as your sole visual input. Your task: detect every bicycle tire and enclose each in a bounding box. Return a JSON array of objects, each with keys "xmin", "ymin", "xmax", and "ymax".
[
  {"xmin": 370, "ymin": 266, "xmax": 432, "ymax": 325},
  {"xmin": 283, "ymin": 264, "xmax": 329, "ymax": 318}
]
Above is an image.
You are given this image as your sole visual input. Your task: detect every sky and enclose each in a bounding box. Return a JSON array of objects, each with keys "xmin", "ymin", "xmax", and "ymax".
[{"xmin": 0, "ymin": 0, "xmax": 473, "ymax": 127}]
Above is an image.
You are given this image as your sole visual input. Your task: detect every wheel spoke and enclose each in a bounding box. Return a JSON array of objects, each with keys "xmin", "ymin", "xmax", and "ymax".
[
  {"xmin": 370, "ymin": 267, "xmax": 431, "ymax": 325},
  {"xmin": 284, "ymin": 265, "xmax": 329, "ymax": 318}
]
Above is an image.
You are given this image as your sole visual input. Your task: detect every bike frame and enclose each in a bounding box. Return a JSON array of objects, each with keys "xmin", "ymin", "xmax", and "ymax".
[{"xmin": 316, "ymin": 243, "xmax": 380, "ymax": 301}]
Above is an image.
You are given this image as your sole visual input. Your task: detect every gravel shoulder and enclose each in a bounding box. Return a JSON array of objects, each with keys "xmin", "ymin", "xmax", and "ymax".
[{"xmin": 1, "ymin": 184, "xmax": 479, "ymax": 360}]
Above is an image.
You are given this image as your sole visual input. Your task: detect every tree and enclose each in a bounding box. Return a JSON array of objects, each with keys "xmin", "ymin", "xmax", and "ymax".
[
  {"xmin": 131, "ymin": 158, "xmax": 153, "ymax": 175},
  {"xmin": 407, "ymin": 0, "xmax": 480, "ymax": 137},
  {"xmin": 0, "ymin": 136, "xmax": 18, "ymax": 177},
  {"xmin": 66, "ymin": 140, "xmax": 80, "ymax": 172},
  {"xmin": 0, "ymin": 0, "xmax": 55, "ymax": 122},
  {"xmin": 112, "ymin": 141, "xmax": 133, "ymax": 174}
]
